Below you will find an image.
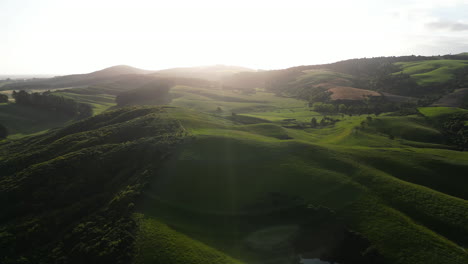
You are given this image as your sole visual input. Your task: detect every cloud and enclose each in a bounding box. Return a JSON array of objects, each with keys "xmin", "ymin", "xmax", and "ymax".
[{"xmin": 426, "ymin": 21, "xmax": 468, "ymax": 31}]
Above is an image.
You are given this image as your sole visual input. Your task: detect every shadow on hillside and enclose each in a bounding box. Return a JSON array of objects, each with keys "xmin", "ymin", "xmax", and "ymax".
[{"xmin": 0, "ymin": 103, "xmax": 74, "ymax": 138}]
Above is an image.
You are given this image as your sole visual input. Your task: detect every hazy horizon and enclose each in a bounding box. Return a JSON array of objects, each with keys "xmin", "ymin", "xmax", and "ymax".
[{"xmin": 2, "ymin": 0, "xmax": 468, "ymax": 75}]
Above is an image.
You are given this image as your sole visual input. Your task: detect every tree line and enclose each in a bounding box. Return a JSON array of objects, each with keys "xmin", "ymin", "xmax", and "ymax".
[{"xmin": 12, "ymin": 90, "xmax": 93, "ymax": 118}]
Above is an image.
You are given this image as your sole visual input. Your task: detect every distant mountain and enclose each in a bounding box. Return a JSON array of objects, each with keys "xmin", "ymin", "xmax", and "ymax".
[
  {"xmin": 1, "ymin": 65, "xmax": 154, "ymax": 91},
  {"xmin": 154, "ymin": 65, "xmax": 255, "ymax": 81},
  {"xmin": 1, "ymin": 65, "xmax": 251, "ymax": 91},
  {"xmin": 83, "ymin": 65, "xmax": 153, "ymax": 78}
]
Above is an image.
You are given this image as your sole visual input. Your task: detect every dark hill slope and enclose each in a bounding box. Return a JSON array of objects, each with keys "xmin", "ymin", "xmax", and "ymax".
[{"xmin": 0, "ymin": 106, "xmax": 185, "ymax": 264}]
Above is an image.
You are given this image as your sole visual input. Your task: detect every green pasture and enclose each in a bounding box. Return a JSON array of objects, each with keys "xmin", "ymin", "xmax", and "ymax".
[{"xmin": 395, "ymin": 60, "xmax": 468, "ymax": 86}]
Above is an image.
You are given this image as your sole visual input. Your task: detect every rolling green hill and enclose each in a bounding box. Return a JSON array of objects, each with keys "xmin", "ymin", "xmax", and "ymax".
[
  {"xmin": 0, "ymin": 107, "xmax": 186, "ymax": 264},
  {"xmin": 134, "ymin": 106, "xmax": 468, "ymax": 264},
  {"xmin": 2, "ymin": 57, "xmax": 468, "ymax": 264},
  {"xmin": 395, "ymin": 60, "xmax": 468, "ymax": 86}
]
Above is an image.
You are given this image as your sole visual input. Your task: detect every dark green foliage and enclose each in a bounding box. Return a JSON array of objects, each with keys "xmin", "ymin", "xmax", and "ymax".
[
  {"xmin": 0, "ymin": 94, "xmax": 8, "ymax": 103},
  {"xmin": 338, "ymin": 104, "xmax": 347, "ymax": 113},
  {"xmin": 0, "ymin": 124, "xmax": 7, "ymax": 139},
  {"xmin": 367, "ymin": 72, "xmax": 422, "ymax": 96},
  {"xmin": 316, "ymin": 116, "xmax": 339, "ymax": 127},
  {"xmin": 0, "ymin": 107, "xmax": 185, "ymax": 264},
  {"xmin": 11, "ymin": 90, "xmax": 92, "ymax": 118},
  {"xmin": 440, "ymin": 113, "xmax": 468, "ymax": 149},
  {"xmin": 308, "ymin": 89, "xmax": 332, "ymax": 103},
  {"xmin": 310, "ymin": 117, "xmax": 317, "ymax": 128},
  {"xmin": 116, "ymin": 80, "xmax": 173, "ymax": 106},
  {"xmin": 312, "ymin": 102, "xmax": 336, "ymax": 114}
]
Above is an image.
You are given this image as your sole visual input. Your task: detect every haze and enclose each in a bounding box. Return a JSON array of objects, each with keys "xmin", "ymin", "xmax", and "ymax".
[{"xmin": 2, "ymin": 0, "xmax": 468, "ymax": 75}]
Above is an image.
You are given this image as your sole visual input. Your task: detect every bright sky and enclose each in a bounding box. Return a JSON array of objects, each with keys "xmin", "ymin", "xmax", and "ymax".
[{"xmin": 2, "ymin": 0, "xmax": 468, "ymax": 74}]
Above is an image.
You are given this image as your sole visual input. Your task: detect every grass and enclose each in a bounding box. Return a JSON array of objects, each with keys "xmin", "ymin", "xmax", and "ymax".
[
  {"xmin": 365, "ymin": 116, "xmax": 443, "ymax": 143},
  {"xmin": 2, "ymin": 82, "xmax": 468, "ymax": 263},
  {"xmin": 135, "ymin": 105, "xmax": 468, "ymax": 264},
  {"xmin": 53, "ymin": 91, "xmax": 115, "ymax": 114},
  {"xmin": 170, "ymin": 86, "xmax": 307, "ymax": 115},
  {"xmin": 395, "ymin": 60, "xmax": 468, "ymax": 86},
  {"xmin": 418, "ymin": 106, "xmax": 468, "ymax": 118},
  {"xmin": 134, "ymin": 214, "xmax": 242, "ymax": 264}
]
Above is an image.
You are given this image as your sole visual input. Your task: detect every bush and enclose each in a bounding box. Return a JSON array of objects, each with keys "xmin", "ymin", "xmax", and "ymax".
[
  {"xmin": 0, "ymin": 94, "xmax": 8, "ymax": 103},
  {"xmin": 0, "ymin": 124, "xmax": 8, "ymax": 138}
]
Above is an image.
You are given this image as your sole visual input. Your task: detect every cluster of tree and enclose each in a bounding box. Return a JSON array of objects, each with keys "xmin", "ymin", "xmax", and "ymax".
[
  {"xmin": 310, "ymin": 116, "xmax": 339, "ymax": 128},
  {"xmin": 116, "ymin": 80, "xmax": 172, "ymax": 106},
  {"xmin": 12, "ymin": 90, "xmax": 93, "ymax": 118},
  {"xmin": 440, "ymin": 113, "xmax": 468, "ymax": 150},
  {"xmin": 312, "ymin": 102, "xmax": 336, "ymax": 113},
  {"xmin": 0, "ymin": 94, "xmax": 8, "ymax": 103},
  {"xmin": 308, "ymin": 88, "xmax": 332, "ymax": 104}
]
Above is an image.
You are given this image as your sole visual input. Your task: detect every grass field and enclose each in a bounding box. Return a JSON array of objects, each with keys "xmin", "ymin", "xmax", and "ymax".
[
  {"xmin": 53, "ymin": 91, "xmax": 116, "ymax": 114},
  {"xmin": 395, "ymin": 60, "xmax": 468, "ymax": 86},
  {"xmin": 135, "ymin": 92, "xmax": 468, "ymax": 264},
  {"xmin": 134, "ymin": 214, "xmax": 242, "ymax": 264},
  {"xmin": 418, "ymin": 106, "xmax": 468, "ymax": 118},
  {"xmin": 2, "ymin": 82, "xmax": 467, "ymax": 263}
]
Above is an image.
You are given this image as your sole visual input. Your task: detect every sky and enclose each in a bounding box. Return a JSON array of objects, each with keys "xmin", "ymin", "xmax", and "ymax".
[{"xmin": 2, "ymin": 0, "xmax": 468, "ymax": 75}]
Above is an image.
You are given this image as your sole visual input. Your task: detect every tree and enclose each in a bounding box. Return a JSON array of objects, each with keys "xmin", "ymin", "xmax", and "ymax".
[
  {"xmin": 338, "ymin": 104, "xmax": 347, "ymax": 113},
  {"xmin": 0, "ymin": 124, "xmax": 8, "ymax": 139},
  {"xmin": 12, "ymin": 90, "xmax": 30, "ymax": 104},
  {"xmin": 313, "ymin": 102, "xmax": 336, "ymax": 114},
  {"xmin": 0, "ymin": 94, "xmax": 8, "ymax": 103},
  {"xmin": 320, "ymin": 118, "xmax": 327, "ymax": 126},
  {"xmin": 12, "ymin": 90, "xmax": 92, "ymax": 118},
  {"xmin": 310, "ymin": 117, "xmax": 317, "ymax": 128}
]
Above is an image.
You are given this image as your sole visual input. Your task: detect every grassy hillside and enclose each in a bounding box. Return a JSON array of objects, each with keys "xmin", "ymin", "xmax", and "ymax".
[
  {"xmin": 170, "ymin": 85, "xmax": 308, "ymax": 115},
  {"xmin": 134, "ymin": 214, "xmax": 242, "ymax": 264},
  {"xmin": 2, "ymin": 59, "xmax": 468, "ymax": 264},
  {"xmin": 134, "ymin": 105, "xmax": 468, "ymax": 264},
  {"xmin": 53, "ymin": 90, "xmax": 115, "ymax": 114},
  {"xmin": 395, "ymin": 60, "xmax": 468, "ymax": 86},
  {"xmin": 0, "ymin": 107, "xmax": 185, "ymax": 264},
  {"xmin": 418, "ymin": 106, "xmax": 468, "ymax": 118}
]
